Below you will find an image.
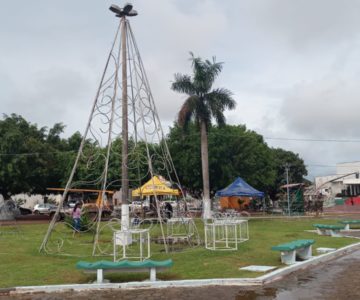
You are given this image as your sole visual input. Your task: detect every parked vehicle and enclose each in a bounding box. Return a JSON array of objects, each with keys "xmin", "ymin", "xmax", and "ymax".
[
  {"xmin": 33, "ymin": 203, "xmax": 57, "ymax": 215},
  {"xmin": 46, "ymin": 188, "xmax": 114, "ymax": 220},
  {"xmin": 33, "ymin": 203, "xmax": 66, "ymax": 221}
]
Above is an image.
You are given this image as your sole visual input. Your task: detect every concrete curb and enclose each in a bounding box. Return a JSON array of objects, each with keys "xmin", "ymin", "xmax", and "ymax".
[{"xmin": 8, "ymin": 241, "xmax": 360, "ymax": 295}]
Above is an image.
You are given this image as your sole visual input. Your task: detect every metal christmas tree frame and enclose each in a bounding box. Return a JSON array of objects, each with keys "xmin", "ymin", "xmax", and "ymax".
[{"xmin": 39, "ymin": 3, "xmax": 200, "ymax": 258}]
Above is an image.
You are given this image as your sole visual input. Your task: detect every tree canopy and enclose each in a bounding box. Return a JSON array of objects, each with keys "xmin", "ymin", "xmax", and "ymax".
[
  {"xmin": 167, "ymin": 122, "xmax": 307, "ymax": 198},
  {"xmin": 0, "ymin": 114, "xmax": 308, "ymax": 199},
  {"xmin": 172, "ymin": 53, "xmax": 235, "ymax": 129},
  {"xmin": 0, "ymin": 114, "xmax": 78, "ymax": 196}
]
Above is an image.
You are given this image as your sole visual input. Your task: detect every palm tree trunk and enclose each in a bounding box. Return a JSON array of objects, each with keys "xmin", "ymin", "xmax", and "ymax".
[{"xmin": 200, "ymin": 120, "xmax": 211, "ymax": 219}]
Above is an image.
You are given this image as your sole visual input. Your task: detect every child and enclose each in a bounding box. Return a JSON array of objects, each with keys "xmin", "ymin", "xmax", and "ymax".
[{"xmin": 72, "ymin": 202, "xmax": 82, "ymax": 233}]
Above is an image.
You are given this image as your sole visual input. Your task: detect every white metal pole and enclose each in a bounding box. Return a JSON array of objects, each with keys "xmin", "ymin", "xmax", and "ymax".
[
  {"xmin": 286, "ymin": 164, "xmax": 291, "ymax": 216},
  {"xmin": 121, "ymin": 16, "xmax": 130, "ymax": 231}
]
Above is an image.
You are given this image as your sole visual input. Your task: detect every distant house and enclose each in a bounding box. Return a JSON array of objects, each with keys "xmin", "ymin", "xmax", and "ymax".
[{"xmin": 315, "ymin": 161, "xmax": 360, "ymax": 206}]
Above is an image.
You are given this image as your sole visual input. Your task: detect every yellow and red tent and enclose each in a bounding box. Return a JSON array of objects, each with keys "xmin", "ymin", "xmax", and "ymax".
[{"xmin": 132, "ymin": 176, "xmax": 179, "ymax": 197}]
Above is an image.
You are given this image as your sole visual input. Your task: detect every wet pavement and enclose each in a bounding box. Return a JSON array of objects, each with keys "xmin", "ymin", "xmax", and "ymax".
[{"xmin": 2, "ymin": 247, "xmax": 360, "ymax": 300}]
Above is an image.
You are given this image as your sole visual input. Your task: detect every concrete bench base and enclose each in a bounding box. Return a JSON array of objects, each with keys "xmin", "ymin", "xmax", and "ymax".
[
  {"xmin": 316, "ymin": 228, "xmax": 343, "ymax": 237},
  {"xmin": 272, "ymin": 240, "xmax": 314, "ymax": 265},
  {"xmin": 339, "ymin": 220, "xmax": 360, "ymax": 230},
  {"xmin": 279, "ymin": 245, "xmax": 313, "ymax": 265},
  {"xmin": 314, "ymin": 224, "xmax": 344, "ymax": 237},
  {"xmin": 280, "ymin": 250, "xmax": 296, "ymax": 265},
  {"xmin": 94, "ymin": 267, "xmax": 160, "ymax": 283}
]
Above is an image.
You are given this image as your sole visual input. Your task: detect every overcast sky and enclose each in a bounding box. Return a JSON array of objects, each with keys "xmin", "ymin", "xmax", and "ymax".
[{"xmin": 2, "ymin": 0, "xmax": 360, "ymax": 180}]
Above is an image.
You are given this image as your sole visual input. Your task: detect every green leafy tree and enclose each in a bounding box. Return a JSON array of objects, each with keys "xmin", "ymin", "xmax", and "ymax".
[
  {"xmin": 47, "ymin": 123, "xmax": 66, "ymax": 148},
  {"xmin": 0, "ymin": 115, "xmax": 85, "ymax": 195},
  {"xmin": 0, "ymin": 113, "xmax": 308, "ymax": 207},
  {"xmin": 171, "ymin": 54, "xmax": 236, "ymax": 218},
  {"xmin": 0, "ymin": 114, "xmax": 48, "ymax": 195},
  {"xmin": 268, "ymin": 148, "xmax": 308, "ymax": 199},
  {"xmin": 208, "ymin": 125, "xmax": 276, "ymax": 192},
  {"xmin": 167, "ymin": 123, "xmax": 202, "ymax": 193},
  {"xmin": 167, "ymin": 123, "xmax": 276, "ymax": 196}
]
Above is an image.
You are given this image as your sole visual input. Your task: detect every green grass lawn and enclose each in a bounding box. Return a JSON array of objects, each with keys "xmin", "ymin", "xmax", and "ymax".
[{"xmin": 0, "ymin": 217, "xmax": 358, "ymax": 288}]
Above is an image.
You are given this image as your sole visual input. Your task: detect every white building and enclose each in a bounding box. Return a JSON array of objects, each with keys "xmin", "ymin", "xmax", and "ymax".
[{"xmin": 315, "ymin": 161, "xmax": 360, "ymax": 198}]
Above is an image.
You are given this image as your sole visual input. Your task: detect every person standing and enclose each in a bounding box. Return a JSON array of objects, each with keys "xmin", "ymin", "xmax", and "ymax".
[{"xmin": 72, "ymin": 203, "xmax": 82, "ymax": 234}]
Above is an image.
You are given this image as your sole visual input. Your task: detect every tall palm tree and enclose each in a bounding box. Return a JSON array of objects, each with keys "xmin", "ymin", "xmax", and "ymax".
[{"xmin": 171, "ymin": 53, "xmax": 236, "ymax": 219}]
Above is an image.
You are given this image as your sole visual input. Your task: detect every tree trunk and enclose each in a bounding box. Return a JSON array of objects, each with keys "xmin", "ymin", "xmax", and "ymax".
[{"xmin": 200, "ymin": 120, "xmax": 211, "ymax": 219}]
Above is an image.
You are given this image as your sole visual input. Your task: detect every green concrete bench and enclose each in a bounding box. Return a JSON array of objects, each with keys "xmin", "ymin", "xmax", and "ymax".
[
  {"xmin": 313, "ymin": 224, "xmax": 345, "ymax": 237},
  {"xmin": 76, "ymin": 259, "xmax": 173, "ymax": 283},
  {"xmin": 271, "ymin": 239, "xmax": 315, "ymax": 265},
  {"xmin": 339, "ymin": 220, "xmax": 360, "ymax": 230}
]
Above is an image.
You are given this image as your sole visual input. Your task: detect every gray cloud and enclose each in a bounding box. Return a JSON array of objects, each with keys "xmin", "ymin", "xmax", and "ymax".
[
  {"xmin": 3, "ymin": 67, "xmax": 91, "ymax": 134},
  {"xmin": 2, "ymin": 0, "xmax": 360, "ymax": 180},
  {"xmin": 281, "ymin": 76, "xmax": 360, "ymax": 138},
  {"xmin": 250, "ymin": 0, "xmax": 360, "ymax": 50}
]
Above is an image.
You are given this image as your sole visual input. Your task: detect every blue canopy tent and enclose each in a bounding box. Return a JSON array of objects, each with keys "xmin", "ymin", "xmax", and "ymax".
[{"xmin": 216, "ymin": 177, "xmax": 264, "ymax": 198}]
